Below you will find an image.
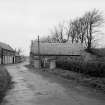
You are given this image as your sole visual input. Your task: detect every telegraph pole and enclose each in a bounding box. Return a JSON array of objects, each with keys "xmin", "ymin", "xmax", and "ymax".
[
  {"xmin": 1, "ymin": 48, "xmax": 3, "ymax": 64},
  {"xmin": 38, "ymin": 35, "xmax": 41, "ymax": 68},
  {"xmin": 38, "ymin": 35, "xmax": 40, "ymax": 57}
]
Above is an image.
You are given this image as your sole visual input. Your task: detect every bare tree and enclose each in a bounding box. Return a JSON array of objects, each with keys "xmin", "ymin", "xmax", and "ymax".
[
  {"xmin": 66, "ymin": 9, "xmax": 104, "ymax": 49},
  {"xmin": 83, "ymin": 9, "xmax": 104, "ymax": 50},
  {"xmin": 17, "ymin": 48, "xmax": 23, "ymax": 55},
  {"xmin": 47, "ymin": 9, "xmax": 104, "ymax": 47},
  {"xmin": 50, "ymin": 22, "xmax": 66, "ymax": 43},
  {"xmin": 66, "ymin": 18, "xmax": 82, "ymax": 43},
  {"xmin": 53, "ymin": 26, "xmax": 61, "ymax": 42},
  {"xmin": 58, "ymin": 23, "xmax": 64, "ymax": 42},
  {"xmin": 66, "ymin": 20, "xmax": 73, "ymax": 41}
]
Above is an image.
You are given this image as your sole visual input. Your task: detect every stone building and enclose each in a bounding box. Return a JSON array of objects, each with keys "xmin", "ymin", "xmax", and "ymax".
[
  {"xmin": 0, "ymin": 42, "xmax": 23, "ymax": 64},
  {"xmin": 30, "ymin": 40, "xmax": 87, "ymax": 69},
  {"xmin": 0, "ymin": 42, "xmax": 15, "ymax": 64}
]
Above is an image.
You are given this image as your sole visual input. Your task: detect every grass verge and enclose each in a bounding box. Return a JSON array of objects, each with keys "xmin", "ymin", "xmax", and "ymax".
[
  {"xmin": 0, "ymin": 65, "xmax": 12, "ymax": 103},
  {"xmin": 26, "ymin": 64, "xmax": 105, "ymax": 93}
]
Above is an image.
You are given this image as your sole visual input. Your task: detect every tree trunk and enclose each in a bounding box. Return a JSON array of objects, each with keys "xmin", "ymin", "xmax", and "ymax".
[{"xmin": 87, "ymin": 23, "xmax": 92, "ymax": 50}]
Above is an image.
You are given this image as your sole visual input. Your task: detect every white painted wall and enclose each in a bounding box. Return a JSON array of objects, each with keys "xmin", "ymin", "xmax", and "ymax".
[
  {"xmin": 50, "ymin": 60, "xmax": 56, "ymax": 69},
  {"xmin": 2, "ymin": 56, "xmax": 14, "ymax": 64},
  {"xmin": 34, "ymin": 59, "xmax": 40, "ymax": 69},
  {"xmin": 0, "ymin": 58, "xmax": 1, "ymax": 64}
]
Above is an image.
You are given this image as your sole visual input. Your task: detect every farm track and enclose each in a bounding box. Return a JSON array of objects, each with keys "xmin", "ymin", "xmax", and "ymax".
[{"xmin": 1, "ymin": 61, "xmax": 105, "ymax": 105}]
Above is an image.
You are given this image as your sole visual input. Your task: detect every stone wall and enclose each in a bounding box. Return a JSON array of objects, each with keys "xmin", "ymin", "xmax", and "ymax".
[{"xmin": 30, "ymin": 53, "xmax": 56, "ymax": 69}]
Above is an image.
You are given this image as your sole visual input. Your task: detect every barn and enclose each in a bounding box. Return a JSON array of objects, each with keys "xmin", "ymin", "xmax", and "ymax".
[
  {"xmin": 0, "ymin": 42, "xmax": 15, "ymax": 64},
  {"xmin": 30, "ymin": 40, "xmax": 87, "ymax": 69}
]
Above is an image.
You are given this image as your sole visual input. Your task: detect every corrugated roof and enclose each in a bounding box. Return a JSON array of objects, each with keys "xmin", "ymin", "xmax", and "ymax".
[
  {"xmin": 31, "ymin": 41, "xmax": 84, "ymax": 55},
  {"xmin": 0, "ymin": 42, "xmax": 14, "ymax": 51}
]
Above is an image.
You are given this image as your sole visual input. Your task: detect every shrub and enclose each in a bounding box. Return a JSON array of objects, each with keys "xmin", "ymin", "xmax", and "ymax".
[{"xmin": 56, "ymin": 57, "xmax": 105, "ymax": 77}]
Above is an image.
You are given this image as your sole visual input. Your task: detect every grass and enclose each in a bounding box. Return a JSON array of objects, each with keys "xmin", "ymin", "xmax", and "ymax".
[
  {"xmin": 26, "ymin": 64, "xmax": 105, "ymax": 93},
  {"xmin": 0, "ymin": 65, "xmax": 12, "ymax": 103},
  {"xmin": 55, "ymin": 56, "xmax": 105, "ymax": 92}
]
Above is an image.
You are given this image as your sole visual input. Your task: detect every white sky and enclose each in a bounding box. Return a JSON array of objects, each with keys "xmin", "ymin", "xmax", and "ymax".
[{"xmin": 0, "ymin": 0, "xmax": 105, "ymax": 55}]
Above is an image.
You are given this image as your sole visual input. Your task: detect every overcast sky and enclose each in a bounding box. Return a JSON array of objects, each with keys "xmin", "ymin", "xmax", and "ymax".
[{"xmin": 0, "ymin": 0, "xmax": 105, "ymax": 55}]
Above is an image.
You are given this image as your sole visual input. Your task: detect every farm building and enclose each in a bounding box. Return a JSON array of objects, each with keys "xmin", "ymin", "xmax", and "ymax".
[
  {"xmin": 0, "ymin": 42, "xmax": 22, "ymax": 64},
  {"xmin": 0, "ymin": 42, "xmax": 15, "ymax": 64},
  {"xmin": 30, "ymin": 40, "xmax": 92, "ymax": 69}
]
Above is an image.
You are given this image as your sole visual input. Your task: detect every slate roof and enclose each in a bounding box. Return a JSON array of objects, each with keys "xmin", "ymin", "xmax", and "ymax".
[
  {"xmin": 31, "ymin": 41, "xmax": 84, "ymax": 56},
  {"xmin": 0, "ymin": 42, "xmax": 14, "ymax": 51}
]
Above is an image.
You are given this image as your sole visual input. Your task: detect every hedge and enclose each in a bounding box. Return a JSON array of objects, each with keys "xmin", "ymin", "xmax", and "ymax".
[{"xmin": 56, "ymin": 58, "xmax": 105, "ymax": 77}]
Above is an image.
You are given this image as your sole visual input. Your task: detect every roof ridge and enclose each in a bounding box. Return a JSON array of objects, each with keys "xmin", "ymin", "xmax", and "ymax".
[{"xmin": 0, "ymin": 41, "xmax": 14, "ymax": 51}]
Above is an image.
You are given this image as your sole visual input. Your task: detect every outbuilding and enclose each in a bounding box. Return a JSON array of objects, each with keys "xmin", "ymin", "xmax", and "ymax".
[
  {"xmin": 0, "ymin": 42, "xmax": 15, "ymax": 64},
  {"xmin": 30, "ymin": 40, "xmax": 85, "ymax": 69}
]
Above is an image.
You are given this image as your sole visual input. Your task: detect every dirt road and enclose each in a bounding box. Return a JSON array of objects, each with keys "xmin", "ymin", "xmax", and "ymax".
[{"xmin": 1, "ymin": 62, "xmax": 105, "ymax": 105}]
